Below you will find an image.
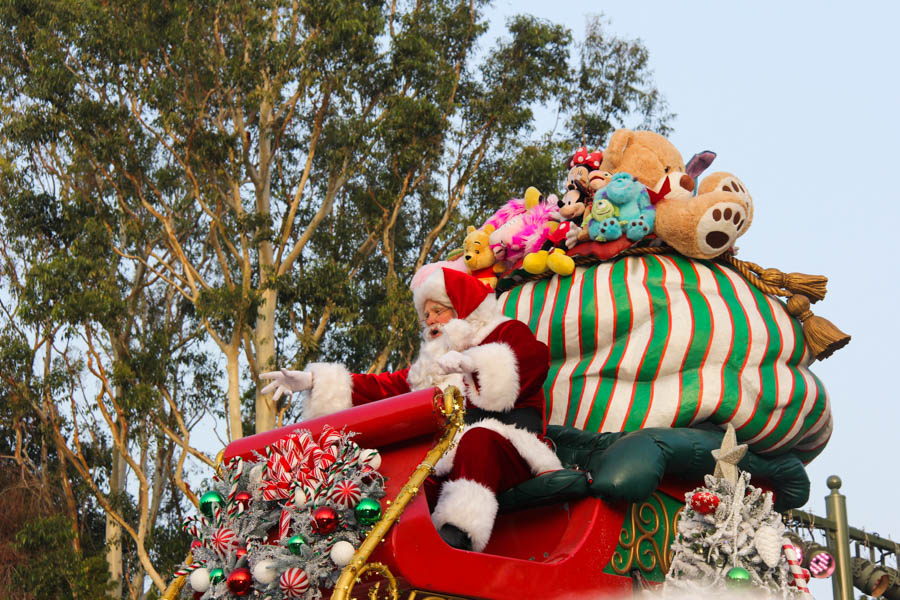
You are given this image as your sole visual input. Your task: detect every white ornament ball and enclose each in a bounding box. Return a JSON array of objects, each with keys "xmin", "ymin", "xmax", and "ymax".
[
  {"xmin": 361, "ymin": 448, "xmax": 381, "ymax": 470},
  {"xmin": 189, "ymin": 567, "xmax": 210, "ymax": 592},
  {"xmin": 251, "ymin": 559, "xmax": 279, "ymax": 585},
  {"xmin": 330, "ymin": 540, "xmax": 355, "ymax": 567}
]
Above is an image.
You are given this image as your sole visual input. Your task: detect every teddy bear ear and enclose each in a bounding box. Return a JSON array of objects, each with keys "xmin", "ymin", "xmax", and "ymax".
[
  {"xmin": 483, "ymin": 224, "xmax": 496, "ymax": 235},
  {"xmin": 603, "ymin": 129, "xmax": 634, "ymax": 167},
  {"xmin": 467, "ymin": 225, "xmax": 476, "ymax": 234}
]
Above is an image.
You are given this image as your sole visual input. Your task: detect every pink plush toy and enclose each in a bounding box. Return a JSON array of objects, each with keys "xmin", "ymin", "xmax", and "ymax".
[{"xmin": 483, "ymin": 187, "xmax": 557, "ymax": 268}]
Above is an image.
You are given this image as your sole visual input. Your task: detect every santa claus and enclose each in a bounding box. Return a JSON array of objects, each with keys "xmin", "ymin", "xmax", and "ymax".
[{"xmin": 260, "ymin": 267, "xmax": 561, "ymax": 552}]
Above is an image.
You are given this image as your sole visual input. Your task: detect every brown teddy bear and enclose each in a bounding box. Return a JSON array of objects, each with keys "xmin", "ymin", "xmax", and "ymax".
[{"xmin": 598, "ymin": 129, "xmax": 753, "ymax": 259}]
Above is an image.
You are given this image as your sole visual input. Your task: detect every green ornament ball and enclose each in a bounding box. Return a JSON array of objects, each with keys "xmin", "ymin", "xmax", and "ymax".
[
  {"xmin": 209, "ymin": 567, "xmax": 225, "ymax": 585},
  {"xmin": 287, "ymin": 533, "xmax": 307, "ymax": 555},
  {"xmin": 725, "ymin": 566, "xmax": 752, "ymax": 588},
  {"xmin": 199, "ymin": 490, "xmax": 225, "ymax": 519},
  {"xmin": 354, "ymin": 497, "xmax": 382, "ymax": 526}
]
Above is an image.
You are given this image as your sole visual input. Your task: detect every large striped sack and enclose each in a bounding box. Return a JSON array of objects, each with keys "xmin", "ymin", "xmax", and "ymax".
[{"xmin": 499, "ymin": 253, "xmax": 831, "ymax": 463}]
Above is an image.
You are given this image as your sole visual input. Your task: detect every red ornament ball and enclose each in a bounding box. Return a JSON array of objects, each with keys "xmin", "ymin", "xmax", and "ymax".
[
  {"xmin": 226, "ymin": 567, "xmax": 253, "ymax": 596},
  {"xmin": 235, "ymin": 546, "xmax": 248, "ymax": 559},
  {"xmin": 690, "ymin": 491, "xmax": 720, "ymax": 514},
  {"xmin": 311, "ymin": 506, "xmax": 339, "ymax": 534},
  {"xmin": 234, "ymin": 491, "xmax": 252, "ymax": 510},
  {"xmin": 190, "ymin": 539, "xmax": 202, "ymax": 550}
]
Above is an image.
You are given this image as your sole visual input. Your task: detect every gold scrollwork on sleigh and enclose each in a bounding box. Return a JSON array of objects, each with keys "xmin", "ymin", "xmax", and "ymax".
[{"xmin": 610, "ymin": 492, "xmax": 684, "ymax": 579}]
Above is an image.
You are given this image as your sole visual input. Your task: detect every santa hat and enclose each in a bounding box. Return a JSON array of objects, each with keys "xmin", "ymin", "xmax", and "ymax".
[{"xmin": 413, "ymin": 267, "xmax": 490, "ymax": 318}]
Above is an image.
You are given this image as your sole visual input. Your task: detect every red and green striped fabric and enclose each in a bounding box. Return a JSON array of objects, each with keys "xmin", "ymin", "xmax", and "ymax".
[{"xmin": 499, "ymin": 254, "xmax": 831, "ymax": 463}]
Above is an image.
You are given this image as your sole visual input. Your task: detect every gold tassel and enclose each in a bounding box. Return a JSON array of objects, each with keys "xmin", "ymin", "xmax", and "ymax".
[
  {"xmin": 786, "ymin": 294, "xmax": 851, "ymax": 361},
  {"xmin": 759, "ymin": 268, "xmax": 829, "ymax": 303}
]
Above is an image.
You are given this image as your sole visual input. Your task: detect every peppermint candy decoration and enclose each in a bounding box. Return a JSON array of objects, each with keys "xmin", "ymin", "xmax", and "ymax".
[
  {"xmin": 319, "ymin": 426, "xmax": 342, "ymax": 450},
  {"xmin": 279, "ymin": 567, "xmax": 310, "ymax": 598},
  {"xmin": 211, "ymin": 527, "xmax": 237, "ymax": 555},
  {"xmin": 294, "ymin": 430, "xmax": 314, "ymax": 453},
  {"xmin": 330, "ymin": 479, "xmax": 362, "ymax": 509},
  {"xmin": 689, "ymin": 490, "xmax": 720, "ymax": 514},
  {"xmin": 318, "ymin": 450, "xmax": 338, "ymax": 472}
]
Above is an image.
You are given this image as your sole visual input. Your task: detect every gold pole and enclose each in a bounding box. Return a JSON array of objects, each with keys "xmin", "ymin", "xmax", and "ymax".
[
  {"xmin": 331, "ymin": 386, "xmax": 466, "ymax": 600},
  {"xmin": 160, "ymin": 552, "xmax": 192, "ymax": 600}
]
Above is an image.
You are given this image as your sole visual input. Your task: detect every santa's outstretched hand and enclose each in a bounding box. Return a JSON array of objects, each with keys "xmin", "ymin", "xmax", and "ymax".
[
  {"xmin": 259, "ymin": 368, "xmax": 313, "ymax": 401},
  {"xmin": 437, "ymin": 351, "xmax": 476, "ymax": 375}
]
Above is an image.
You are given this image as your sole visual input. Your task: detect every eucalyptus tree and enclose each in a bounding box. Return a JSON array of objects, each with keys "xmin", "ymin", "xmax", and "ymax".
[{"xmin": 0, "ymin": 1, "xmax": 670, "ymax": 595}]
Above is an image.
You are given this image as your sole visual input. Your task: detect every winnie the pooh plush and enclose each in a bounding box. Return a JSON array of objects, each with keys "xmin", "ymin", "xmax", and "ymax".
[
  {"xmin": 463, "ymin": 225, "xmax": 503, "ymax": 289},
  {"xmin": 599, "ymin": 129, "xmax": 753, "ymax": 259}
]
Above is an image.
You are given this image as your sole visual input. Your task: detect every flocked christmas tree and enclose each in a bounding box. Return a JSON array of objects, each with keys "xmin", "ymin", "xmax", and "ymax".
[
  {"xmin": 175, "ymin": 426, "xmax": 386, "ymax": 599},
  {"xmin": 664, "ymin": 424, "xmax": 813, "ymax": 598}
]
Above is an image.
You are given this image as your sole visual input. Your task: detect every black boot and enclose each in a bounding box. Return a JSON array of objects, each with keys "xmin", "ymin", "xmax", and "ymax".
[{"xmin": 438, "ymin": 523, "xmax": 473, "ymax": 551}]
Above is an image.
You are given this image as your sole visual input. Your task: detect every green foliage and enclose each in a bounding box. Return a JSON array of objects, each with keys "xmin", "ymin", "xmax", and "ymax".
[{"xmin": 12, "ymin": 516, "xmax": 111, "ymax": 600}]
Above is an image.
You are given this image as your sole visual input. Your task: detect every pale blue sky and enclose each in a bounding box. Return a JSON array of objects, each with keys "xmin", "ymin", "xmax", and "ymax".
[{"xmin": 488, "ymin": 0, "xmax": 900, "ymax": 592}]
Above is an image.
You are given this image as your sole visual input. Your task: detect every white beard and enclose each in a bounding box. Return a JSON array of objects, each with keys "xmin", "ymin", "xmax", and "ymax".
[{"xmin": 406, "ymin": 326, "xmax": 466, "ymax": 392}]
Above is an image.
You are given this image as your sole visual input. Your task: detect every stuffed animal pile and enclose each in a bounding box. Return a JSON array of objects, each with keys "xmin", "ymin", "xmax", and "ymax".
[{"xmin": 465, "ymin": 129, "xmax": 756, "ymax": 288}]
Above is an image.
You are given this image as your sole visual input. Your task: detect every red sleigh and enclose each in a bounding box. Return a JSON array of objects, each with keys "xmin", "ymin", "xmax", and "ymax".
[{"xmin": 223, "ymin": 387, "xmax": 636, "ymax": 599}]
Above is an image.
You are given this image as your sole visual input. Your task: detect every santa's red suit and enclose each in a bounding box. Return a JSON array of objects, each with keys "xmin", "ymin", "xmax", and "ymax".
[{"xmin": 301, "ymin": 268, "xmax": 561, "ymax": 551}]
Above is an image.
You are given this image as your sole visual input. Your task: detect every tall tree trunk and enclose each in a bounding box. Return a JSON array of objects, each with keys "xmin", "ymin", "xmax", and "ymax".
[
  {"xmin": 225, "ymin": 339, "xmax": 244, "ymax": 441},
  {"xmin": 254, "ymin": 287, "xmax": 277, "ymax": 433},
  {"xmin": 106, "ymin": 448, "xmax": 126, "ymax": 599},
  {"xmin": 254, "ymin": 91, "xmax": 277, "ymax": 434}
]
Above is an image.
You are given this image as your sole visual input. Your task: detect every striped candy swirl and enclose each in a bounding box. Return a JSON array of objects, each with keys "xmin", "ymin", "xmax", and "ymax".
[{"xmin": 500, "ymin": 255, "xmax": 831, "ymax": 462}]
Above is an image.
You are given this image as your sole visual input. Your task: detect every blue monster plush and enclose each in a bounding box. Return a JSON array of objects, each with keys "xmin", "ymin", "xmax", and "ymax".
[{"xmin": 597, "ymin": 172, "xmax": 655, "ymax": 242}]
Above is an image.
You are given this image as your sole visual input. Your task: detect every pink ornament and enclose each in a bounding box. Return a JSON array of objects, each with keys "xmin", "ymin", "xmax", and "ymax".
[
  {"xmin": 690, "ymin": 491, "xmax": 720, "ymax": 514},
  {"xmin": 279, "ymin": 567, "xmax": 309, "ymax": 598},
  {"xmin": 211, "ymin": 527, "xmax": 237, "ymax": 555},
  {"xmin": 330, "ymin": 479, "xmax": 362, "ymax": 509}
]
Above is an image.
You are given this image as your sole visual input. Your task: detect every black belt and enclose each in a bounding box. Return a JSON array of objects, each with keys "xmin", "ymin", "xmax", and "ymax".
[{"xmin": 463, "ymin": 406, "xmax": 542, "ymax": 435}]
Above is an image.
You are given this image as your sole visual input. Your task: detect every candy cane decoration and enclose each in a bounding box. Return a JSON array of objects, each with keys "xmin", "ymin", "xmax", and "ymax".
[
  {"xmin": 783, "ymin": 543, "xmax": 813, "ymax": 597},
  {"xmin": 279, "ymin": 508, "xmax": 291, "ymax": 541},
  {"xmin": 226, "ymin": 456, "xmax": 243, "ymax": 509},
  {"xmin": 173, "ymin": 560, "xmax": 207, "ymax": 577}
]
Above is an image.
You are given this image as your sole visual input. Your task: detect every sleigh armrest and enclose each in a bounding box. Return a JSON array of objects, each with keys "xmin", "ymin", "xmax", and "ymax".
[{"xmin": 223, "ymin": 387, "xmax": 445, "ymax": 462}]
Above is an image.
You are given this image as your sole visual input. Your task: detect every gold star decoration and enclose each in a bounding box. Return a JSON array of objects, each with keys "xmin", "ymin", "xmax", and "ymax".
[{"xmin": 711, "ymin": 423, "xmax": 748, "ymax": 483}]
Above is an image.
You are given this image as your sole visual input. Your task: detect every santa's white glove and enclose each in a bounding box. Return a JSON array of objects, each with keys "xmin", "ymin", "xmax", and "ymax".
[
  {"xmin": 259, "ymin": 369, "xmax": 313, "ymax": 402},
  {"xmin": 565, "ymin": 224, "xmax": 583, "ymax": 249},
  {"xmin": 437, "ymin": 351, "xmax": 476, "ymax": 375}
]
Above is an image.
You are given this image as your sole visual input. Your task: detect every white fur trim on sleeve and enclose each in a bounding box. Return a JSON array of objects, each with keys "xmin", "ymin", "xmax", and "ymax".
[
  {"xmin": 431, "ymin": 478, "xmax": 499, "ymax": 552},
  {"xmin": 433, "ymin": 419, "xmax": 562, "ymax": 478},
  {"xmin": 302, "ymin": 363, "xmax": 353, "ymax": 420},
  {"xmin": 463, "ymin": 342, "xmax": 519, "ymax": 412}
]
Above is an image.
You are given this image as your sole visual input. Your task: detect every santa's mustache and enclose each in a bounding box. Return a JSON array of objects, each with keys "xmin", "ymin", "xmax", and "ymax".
[{"xmin": 423, "ymin": 321, "xmax": 445, "ymax": 340}]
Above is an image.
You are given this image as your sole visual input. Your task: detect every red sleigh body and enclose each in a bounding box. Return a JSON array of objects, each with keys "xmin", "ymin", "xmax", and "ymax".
[{"xmin": 224, "ymin": 388, "xmax": 633, "ymax": 599}]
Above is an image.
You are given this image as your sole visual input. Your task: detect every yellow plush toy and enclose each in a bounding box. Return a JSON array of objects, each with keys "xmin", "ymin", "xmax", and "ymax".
[
  {"xmin": 599, "ymin": 129, "xmax": 754, "ymax": 259},
  {"xmin": 463, "ymin": 225, "xmax": 503, "ymax": 289}
]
